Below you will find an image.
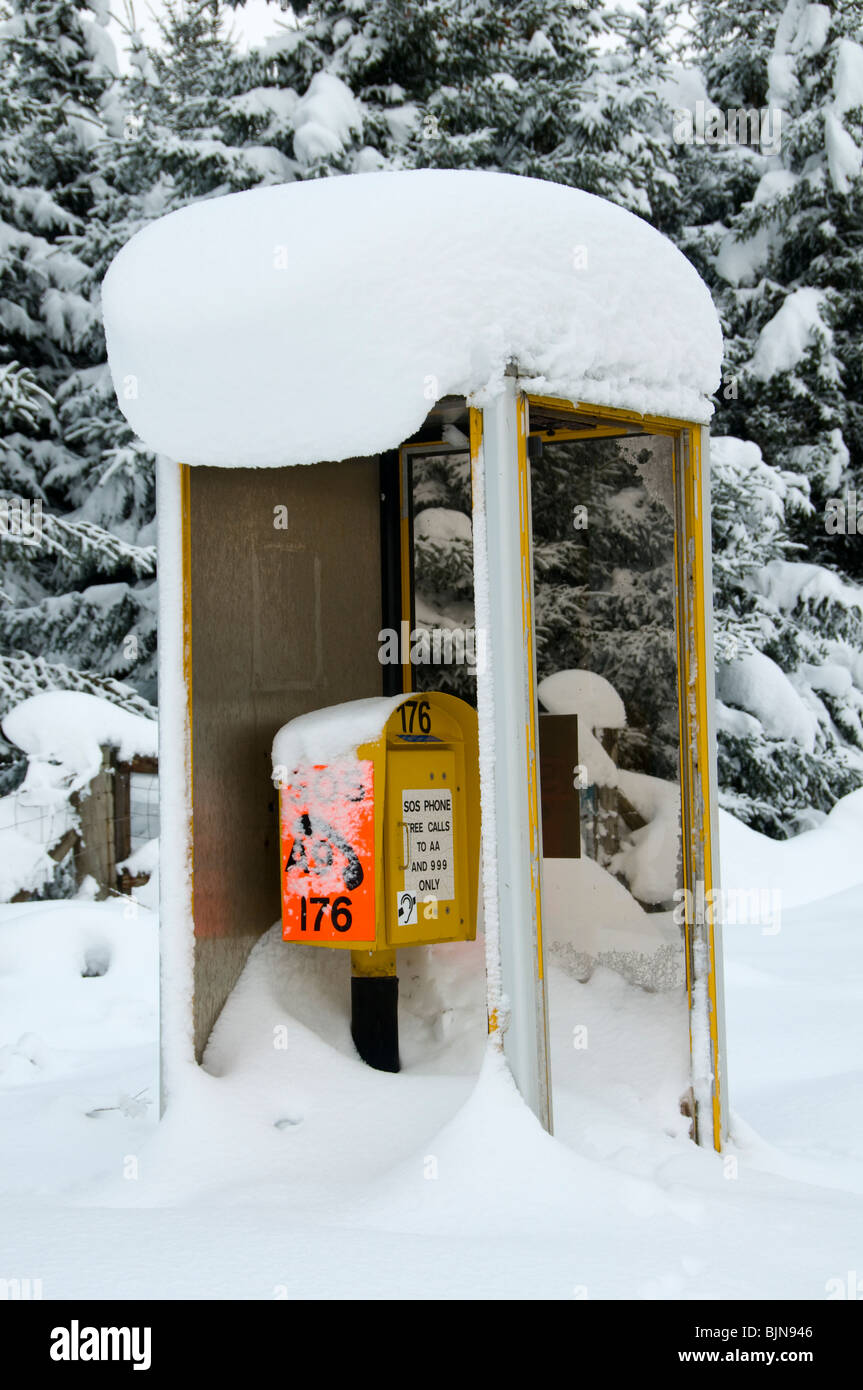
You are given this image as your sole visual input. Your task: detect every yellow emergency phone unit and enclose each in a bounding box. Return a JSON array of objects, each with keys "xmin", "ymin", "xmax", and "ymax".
[
  {"xmin": 276, "ymin": 691, "xmax": 480, "ymax": 1070},
  {"xmin": 383, "ymin": 695, "xmax": 480, "ymax": 948}
]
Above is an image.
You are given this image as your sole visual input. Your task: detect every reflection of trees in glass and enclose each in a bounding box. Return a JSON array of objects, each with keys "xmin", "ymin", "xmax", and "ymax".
[
  {"xmin": 532, "ymin": 437, "xmax": 679, "ymax": 781},
  {"xmin": 411, "ymin": 453, "xmax": 477, "ymax": 704},
  {"xmin": 410, "ymin": 439, "xmax": 681, "ymax": 784}
]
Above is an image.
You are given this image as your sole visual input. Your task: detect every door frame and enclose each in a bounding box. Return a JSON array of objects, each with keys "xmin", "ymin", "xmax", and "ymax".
[
  {"xmin": 387, "ymin": 389, "xmax": 727, "ymax": 1150},
  {"xmin": 524, "ymin": 394, "xmax": 727, "ymax": 1151}
]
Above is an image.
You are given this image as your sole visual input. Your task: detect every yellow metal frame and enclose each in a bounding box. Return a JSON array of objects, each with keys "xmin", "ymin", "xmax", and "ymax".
[
  {"xmin": 527, "ymin": 396, "xmax": 723, "ymax": 1152},
  {"xmin": 673, "ymin": 426, "xmax": 723, "ymax": 1152},
  {"xmin": 527, "ymin": 394, "xmax": 695, "ymax": 435},
  {"xmin": 516, "ymin": 398, "xmax": 545, "ymax": 988},
  {"xmin": 468, "ymin": 409, "xmax": 500, "ymax": 1041},
  {"xmin": 180, "ymin": 464, "xmax": 194, "ymax": 907},
  {"xmin": 180, "ymin": 464, "xmax": 192, "ymax": 767}
]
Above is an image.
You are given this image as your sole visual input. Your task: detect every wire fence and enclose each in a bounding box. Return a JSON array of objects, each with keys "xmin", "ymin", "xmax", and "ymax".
[{"xmin": 8, "ymin": 750, "xmax": 159, "ymax": 902}]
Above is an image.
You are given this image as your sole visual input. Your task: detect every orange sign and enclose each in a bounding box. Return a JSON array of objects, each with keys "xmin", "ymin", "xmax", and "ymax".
[{"xmin": 279, "ymin": 759, "xmax": 376, "ymax": 943}]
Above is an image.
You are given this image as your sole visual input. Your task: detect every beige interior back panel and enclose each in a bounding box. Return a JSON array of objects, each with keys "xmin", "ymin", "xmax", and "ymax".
[{"xmin": 189, "ymin": 459, "xmax": 382, "ymax": 1058}]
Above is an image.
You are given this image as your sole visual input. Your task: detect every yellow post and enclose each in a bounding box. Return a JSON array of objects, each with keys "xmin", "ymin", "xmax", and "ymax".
[{"xmin": 351, "ymin": 949, "xmax": 397, "ymax": 979}]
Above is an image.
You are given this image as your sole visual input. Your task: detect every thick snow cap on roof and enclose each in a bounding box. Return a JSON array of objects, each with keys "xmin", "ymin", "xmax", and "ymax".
[{"xmin": 102, "ymin": 170, "xmax": 722, "ymax": 468}]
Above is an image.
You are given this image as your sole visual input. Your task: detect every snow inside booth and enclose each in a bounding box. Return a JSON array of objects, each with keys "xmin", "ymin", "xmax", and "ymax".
[{"xmin": 103, "ymin": 169, "xmax": 729, "ymax": 1151}]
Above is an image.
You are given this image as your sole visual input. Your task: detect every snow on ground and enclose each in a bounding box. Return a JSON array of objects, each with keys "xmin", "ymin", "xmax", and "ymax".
[
  {"xmin": 0, "ymin": 897, "xmax": 157, "ymax": 1195},
  {"xmin": 0, "ymin": 820, "xmax": 861, "ymax": 1299},
  {"xmin": 720, "ymin": 788, "xmax": 863, "ymax": 908}
]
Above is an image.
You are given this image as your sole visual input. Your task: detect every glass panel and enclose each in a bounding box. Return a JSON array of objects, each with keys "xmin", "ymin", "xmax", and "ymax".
[
  {"xmin": 408, "ymin": 449, "xmax": 479, "ymax": 704},
  {"xmin": 531, "ymin": 430, "xmax": 692, "ymax": 1131}
]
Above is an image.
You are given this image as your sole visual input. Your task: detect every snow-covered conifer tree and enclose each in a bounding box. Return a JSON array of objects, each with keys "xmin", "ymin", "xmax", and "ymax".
[
  {"xmin": 679, "ymin": 0, "xmax": 863, "ymax": 830},
  {"xmin": 0, "ymin": 0, "xmax": 157, "ymax": 775}
]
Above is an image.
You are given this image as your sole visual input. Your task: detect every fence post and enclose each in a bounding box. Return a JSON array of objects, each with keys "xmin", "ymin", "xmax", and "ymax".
[
  {"xmin": 116, "ymin": 755, "xmax": 158, "ymax": 894},
  {"xmin": 74, "ymin": 745, "xmax": 117, "ymax": 894}
]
